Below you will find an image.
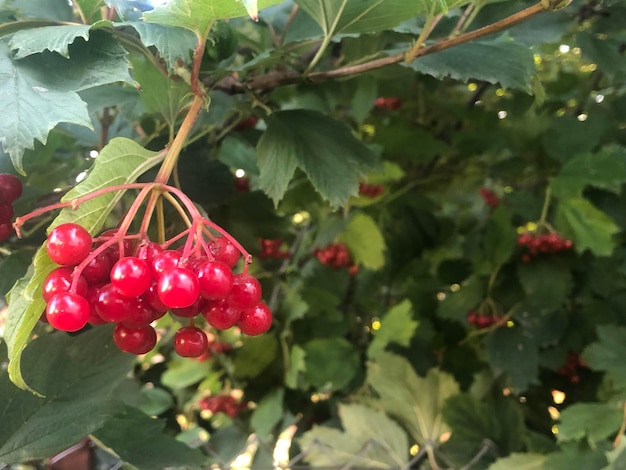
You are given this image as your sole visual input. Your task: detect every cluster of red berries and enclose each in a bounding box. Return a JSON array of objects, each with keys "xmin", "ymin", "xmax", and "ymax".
[
  {"xmin": 259, "ymin": 238, "xmax": 290, "ymax": 260},
  {"xmin": 556, "ymin": 351, "xmax": 587, "ymax": 384},
  {"xmin": 467, "ymin": 310, "xmax": 504, "ymax": 329},
  {"xmin": 199, "ymin": 394, "xmax": 248, "ymax": 418},
  {"xmin": 314, "ymin": 242, "xmax": 358, "ymax": 275},
  {"xmin": 517, "ymin": 232, "xmax": 573, "ymax": 262},
  {"xmin": 42, "ymin": 222, "xmax": 272, "ymax": 357},
  {"xmin": 374, "ymin": 97, "xmax": 402, "ymax": 110},
  {"xmin": 358, "ymin": 182, "xmax": 384, "ymax": 198},
  {"xmin": 479, "ymin": 187, "xmax": 500, "ymax": 208},
  {"xmin": 0, "ymin": 174, "xmax": 22, "ymax": 241}
]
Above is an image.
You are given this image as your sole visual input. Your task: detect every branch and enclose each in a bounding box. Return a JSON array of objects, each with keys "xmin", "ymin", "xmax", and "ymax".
[{"xmin": 213, "ymin": 1, "xmax": 555, "ymax": 95}]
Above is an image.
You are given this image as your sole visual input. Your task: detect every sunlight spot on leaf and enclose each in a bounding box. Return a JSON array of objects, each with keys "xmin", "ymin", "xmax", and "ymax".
[
  {"xmin": 559, "ymin": 44, "xmax": 570, "ymax": 53},
  {"xmin": 498, "ymin": 110, "xmax": 508, "ymax": 119},
  {"xmin": 75, "ymin": 170, "xmax": 88, "ymax": 183},
  {"xmin": 439, "ymin": 431, "xmax": 452, "ymax": 443},
  {"xmin": 577, "ymin": 113, "xmax": 588, "ymax": 122},
  {"xmin": 410, "ymin": 444, "xmax": 420, "ymax": 456},
  {"xmin": 496, "ymin": 88, "xmax": 505, "ymax": 96},
  {"xmin": 371, "ymin": 318, "xmax": 381, "ymax": 331},
  {"xmin": 551, "ymin": 425, "xmax": 559, "ymax": 434},
  {"xmin": 595, "ymin": 94, "xmax": 604, "ymax": 103},
  {"xmin": 89, "ymin": 149, "xmax": 99, "ymax": 158},
  {"xmin": 235, "ymin": 168, "xmax": 246, "ymax": 178},
  {"xmin": 450, "ymin": 283, "xmax": 460, "ymax": 292},
  {"xmin": 467, "ymin": 83, "xmax": 478, "ymax": 91},
  {"xmin": 437, "ymin": 292, "xmax": 446, "ymax": 300}
]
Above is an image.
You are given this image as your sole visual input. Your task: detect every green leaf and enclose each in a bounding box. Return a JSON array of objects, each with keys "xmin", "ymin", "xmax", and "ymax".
[
  {"xmin": 257, "ymin": 110, "xmax": 379, "ymax": 207},
  {"xmin": 125, "ymin": 22, "xmax": 196, "ymax": 70},
  {"xmin": 487, "ymin": 453, "xmax": 545, "ymax": 470},
  {"xmin": 483, "ymin": 205, "xmax": 517, "ymax": 266},
  {"xmin": 138, "ymin": 386, "xmax": 173, "ymax": 416},
  {"xmin": 517, "ymin": 259, "xmax": 572, "ymax": 313},
  {"xmin": 233, "ymin": 333, "xmax": 279, "ymax": 378},
  {"xmin": 0, "ymin": 40, "xmax": 90, "ymax": 172},
  {"xmin": 368, "ymin": 300, "xmax": 418, "ymax": 357},
  {"xmin": 486, "ymin": 326, "xmax": 539, "ymax": 392},
  {"xmin": 9, "ymin": 24, "xmax": 91, "ymax": 58},
  {"xmin": 251, "ymin": 388, "xmax": 284, "ymax": 437},
  {"xmin": 5, "ymin": 137, "xmax": 162, "ymax": 390},
  {"xmin": 438, "ymin": 276, "xmax": 486, "ymax": 322},
  {"xmin": 444, "ymin": 394, "xmax": 525, "ymax": 466},
  {"xmin": 542, "ymin": 114, "xmax": 612, "ymax": 163},
  {"xmin": 582, "ymin": 325, "xmax": 626, "ymax": 386},
  {"xmin": 543, "ymin": 442, "xmax": 609, "ymax": 469},
  {"xmin": 339, "ymin": 212, "xmax": 386, "ymax": 270},
  {"xmin": 0, "ymin": 249, "xmax": 35, "ymax": 296},
  {"xmin": 294, "ymin": 0, "xmax": 454, "ymax": 36},
  {"xmin": 0, "ymin": 326, "xmax": 135, "ymax": 464},
  {"xmin": 285, "ymin": 345, "xmax": 307, "ymax": 389},
  {"xmin": 142, "ymin": 0, "xmax": 284, "ymax": 34},
  {"xmin": 404, "ymin": 36, "xmax": 535, "ymax": 91},
  {"xmin": 299, "ymin": 403, "xmax": 409, "ymax": 468},
  {"xmin": 6, "ymin": 0, "xmax": 74, "ymax": 21},
  {"xmin": 131, "ymin": 55, "xmax": 191, "ymax": 129},
  {"xmin": 557, "ymin": 402, "xmax": 624, "ymax": 444},
  {"xmin": 161, "ymin": 357, "xmax": 213, "ymax": 389},
  {"xmin": 0, "ymin": 31, "xmax": 136, "ymax": 171},
  {"xmin": 93, "ymin": 405, "xmax": 206, "ymax": 469},
  {"xmin": 603, "ymin": 439, "xmax": 626, "ymax": 470},
  {"xmin": 551, "ymin": 147, "xmax": 626, "ymax": 198},
  {"xmin": 555, "ymin": 197, "xmax": 619, "ymax": 257},
  {"xmin": 303, "ymin": 338, "xmax": 360, "ymax": 391},
  {"xmin": 366, "ymin": 352, "xmax": 460, "ymax": 443}
]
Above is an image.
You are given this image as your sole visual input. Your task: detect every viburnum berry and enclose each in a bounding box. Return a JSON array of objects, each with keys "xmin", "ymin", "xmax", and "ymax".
[
  {"xmin": 46, "ymin": 292, "xmax": 90, "ymax": 332},
  {"xmin": 42, "ymin": 267, "xmax": 88, "ymax": 302},
  {"xmin": 202, "ymin": 299, "xmax": 241, "ymax": 330},
  {"xmin": 479, "ymin": 187, "xmax": 500, "ymax": 208},
  {"xmin": 0, "ymin": 223, "xmax": 12, "ymax": 242},
  {"xmin": 234, "ymin": 116, "xmax": 259, "ymax": 131},
  {"xmin": 171, "ymin": 298, "xmax": 204, "ymax": 318},
  {"xmin": 113, "ymin": 323, "xmax": 157, "ymax": 355},
  {"xmin": 93, "ymin": 283, "xmax": 142, "ymax": 323},
  {"xmin": 209, "ymin": 237, "xmax": 240, "ymax": 267},
  {"xmin": 238, "ymin": 302, "xmax": 272, "ymax": 336},
  {"xmin": 0, "ymin": 204, "xmax": 14, "ymax": 222},
  {"xmin": 81, "ymin": 251, "xmax": 113, "ymax": 285},
  {"xmin": 0, "ymin": 173, "xmax": 23, "ymax": 203},
  {"xmin": 259, "ymin": 238, "xmax": 290, "ymax": 260},
  {"xmin": 46, "ymin": 223, "xmax": 92, "ymax": 266},
  {"xmin": 517, "ymin": 231, "xmax": 573, "ymax": 261},
  {"xmin": 374, "ymin": 97, "xmax": 402, "ymax": 110},
  {"xmin": 358, "ymin": 182, "xmax": 384, "ymax": 198},
  {"xmin": 157, "ymin": 267, "xmax": 200, "ymax": 308},
  {"xmin": 110, "ymin": 256, "xmax": 152, "ymax": 298},
  {"xmin": 151, "ymin": 250, "xmax": 181, "ymax": 279},
  {"xmin": 229, "ymin": 273, "xmax": 262, "ymax": 310},
  {"xmin": 174, "ymin": 326, "xmax": 209, "ymax": 358},
  {"xmin": 196, "ymin": 260, "xmax": 233, "ymax": 300}
]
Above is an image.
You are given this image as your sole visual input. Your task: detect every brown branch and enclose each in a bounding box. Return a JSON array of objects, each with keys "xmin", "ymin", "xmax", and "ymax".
[{"xmin": 213, "ymin": 1, "xmax": 550, "ymax": 94}]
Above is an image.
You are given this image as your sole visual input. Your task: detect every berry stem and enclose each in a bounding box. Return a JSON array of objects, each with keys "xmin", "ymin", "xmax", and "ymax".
[
  {"xmin": 538, "ymin": 186, "xmax": 553, "ymax": 230},
  {"xmin": 162, "ymin": 192, "xmax": 193, "ymax": 227}
]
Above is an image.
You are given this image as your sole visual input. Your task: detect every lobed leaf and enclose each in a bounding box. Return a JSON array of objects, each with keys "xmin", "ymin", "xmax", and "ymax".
[{"xmin": 0, "ymin": 326, "xmax": 135, "ymax": 463}]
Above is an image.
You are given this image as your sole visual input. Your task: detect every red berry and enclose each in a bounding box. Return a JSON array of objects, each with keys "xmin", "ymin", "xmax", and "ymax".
[
  {"xmin": 113, "ymin": 323, "xmax": 157, "ymax": 355},
  {"xmin": 171, "ymin": 298, "xmax": 204, "ymax": 318},
  {"xmin": 234, "ymin": 116, "xmax": 259, "ymax": 131},
  {"xmin": 142, "ymin": 283, "xmax": 170, "ymax": 313},
  {"xmin": 42, "ymin": 267, "xmax": 88, "ymax": 302},
  {"xmin": 196, "ymin": 260, "xmax": 233, "ymax": 300},
  {"xmin": 136, "ymin": 242, "xmax": 163, "ymax": 264},
  {"xmin": 0, "ymin": 174, "xmax": 23, "ymax": 203},
  {"xmin": 94, "ymin": 283, "xmax": 142, "ymax": 323},
  {"xmin": 0, "ymin": 204, "xmax": 14, "ymax": 223},
  {"xmin": 209, "ymin": 237, "xmax": 240, "ymax": 267},
  {"xmin": 46, "ymin": 292, "xmax": 90, "ymax": 332},
  {"xmin": 238, "ymin": 302, "xmax": 272, "ymax": 335},
  {"xmin": 46, "ymin": 223, "xmax": 92, "ymax": 266},
  {"xmin": 151, "ymin": 250, "xmax": 181, "ymax": 279},
  {"xmin": 202, "ymin": 299, "xmax": 241, "ymax": 330},
  {"xmin": 157, "ymin": 267, "xmax": 200, "ymax": 308},
  {"xmin": 0, "ymin": 223, "xmax": 12, "ymax": 241},
  {"xmin": 174, "ymin": 326, "xmax": 209, "ymax": 358},
  {"xmin": 123, "ymin": 299, "xmax": 159, "ymax": 327},
  {"xmin": 81, "ymin": 251, "xmax": 112, "ymax": 285},
  {"xmin": 110, "ymin": 256, "xmax": 152, "ymax": 298},
  {"xmin": 229, "ymin": 273, "xmax": 262, "ymax": 309},
  {"xmin": 84, "ymin": 285, "xmax": 107, "ymax": 325}
]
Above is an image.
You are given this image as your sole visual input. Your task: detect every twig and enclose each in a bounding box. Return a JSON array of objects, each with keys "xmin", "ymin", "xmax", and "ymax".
[{"xmin": 214, "ymin": 1, "xmax": 554, "ymax": 94}]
